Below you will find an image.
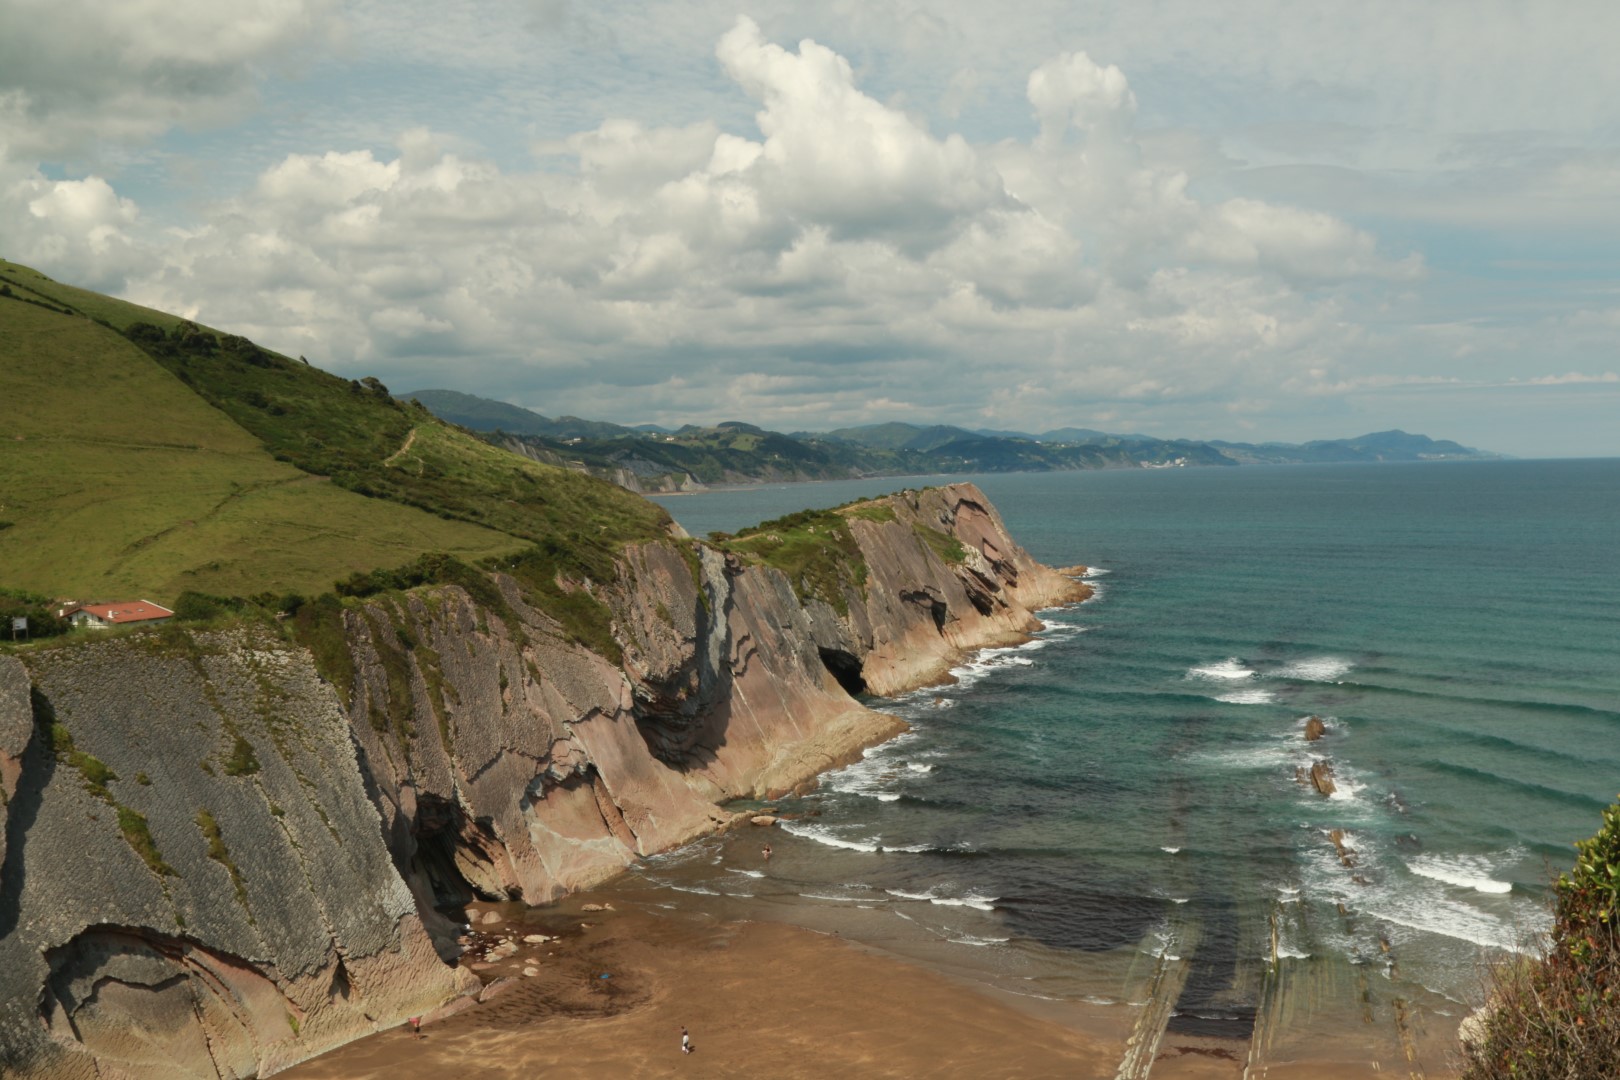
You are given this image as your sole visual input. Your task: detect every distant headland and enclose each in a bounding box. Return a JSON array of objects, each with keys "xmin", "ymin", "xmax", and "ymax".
[{"xmin": 404, "ymin": 387, "xmax": 1505, "ymax": 495}]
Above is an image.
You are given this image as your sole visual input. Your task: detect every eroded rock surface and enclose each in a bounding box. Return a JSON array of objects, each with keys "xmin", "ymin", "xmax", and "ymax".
[
  {"xmin": 0, "ymin": 483, "xmax": 1086, "ymax": 1077},
  {"xmin": 0, "ymin": 635, "xmax": 476, "ymax": 1080}
]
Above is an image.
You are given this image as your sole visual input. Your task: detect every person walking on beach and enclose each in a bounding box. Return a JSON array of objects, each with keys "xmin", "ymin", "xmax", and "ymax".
[
  {"xmin": 681, "ymin": 1026, "xmax": 692, "ymax": 1054},
  {"xmin": 407, "ymin": 1016, "xmax": 421, "ymax": 1040},
  {"xmin": 761, "ymin": 844, "xmax": 772, "ymax": 862}
]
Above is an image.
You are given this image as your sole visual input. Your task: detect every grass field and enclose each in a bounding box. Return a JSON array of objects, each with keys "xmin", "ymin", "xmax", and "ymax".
[
  {"xmin": 1, "ymin": 259, "xmax": 196, "ymax": 333},
  {"xmin": 0, "ymin": 291, "xmax": 527, "ymax": 600}
]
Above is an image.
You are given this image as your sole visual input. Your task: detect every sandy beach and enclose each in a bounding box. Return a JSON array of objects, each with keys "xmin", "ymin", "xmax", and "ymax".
[
  {"xmin": 277, "ymin": 888, "xmax": 1456, "ymax": 1080},
  {"xmin": 279, "ymin": 899, "xmax": 1120, "ymax": 1080}
]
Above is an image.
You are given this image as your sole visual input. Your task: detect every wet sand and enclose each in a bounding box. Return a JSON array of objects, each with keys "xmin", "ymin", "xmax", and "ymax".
[
  {"xmin": 278, "ymin": 894, "xmax": 1450, "ymax": 1079},
  {"xmin": 278, "ymin": 902, "xmax": 1116, "ymax": 1079}
]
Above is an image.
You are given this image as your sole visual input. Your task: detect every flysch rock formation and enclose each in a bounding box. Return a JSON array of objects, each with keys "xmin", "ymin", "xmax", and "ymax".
[
  {"xmin": 0, "ymin": 646, "xmax": 476, "ymax": 1080},
  {"xmin": 0, "ymin": 483, "xmax": 1087, "ymax": 1078}
]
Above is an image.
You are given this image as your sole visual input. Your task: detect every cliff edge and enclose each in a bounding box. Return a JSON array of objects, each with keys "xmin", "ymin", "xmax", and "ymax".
[{"xmin": 0, "ymin": 483, "xmax": 1086, "ymax": 1078}]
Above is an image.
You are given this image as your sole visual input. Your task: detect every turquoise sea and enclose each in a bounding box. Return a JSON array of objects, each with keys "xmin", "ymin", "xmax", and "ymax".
[{"xmin": 626, "ymin": 459, "xmax": 1620, "ymax": 1048}]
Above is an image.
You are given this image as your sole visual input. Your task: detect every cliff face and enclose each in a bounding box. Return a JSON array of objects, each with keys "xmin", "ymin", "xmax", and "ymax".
[
  {"xmin": 0, "ymin": 644, "xmax": 476, "ymax": 1080},
  {"xmin": 0, "ymin": 483, "xmax": 1085, "ymax": 1078}
]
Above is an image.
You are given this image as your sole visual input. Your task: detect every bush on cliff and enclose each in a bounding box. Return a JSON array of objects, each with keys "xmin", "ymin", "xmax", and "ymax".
[
  {"xmin": 720, "ymin": 504, "xmax": 869, "ymax": 615},
  {"xmin": 0, "ymin": 588, "xmax": 71, "ymax": 640},
  {"xmin": 1462, "ymin": 797, "xmax": 1620, "ymax": 1077}
]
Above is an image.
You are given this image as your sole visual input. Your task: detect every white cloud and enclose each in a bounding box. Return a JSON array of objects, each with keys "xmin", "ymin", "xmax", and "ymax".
[
  {"xmin": 714, "ymin": 17, "xmax": 1011, "ymax": 250},
  {"xmin": 1514, "ymin": 372, "xmax": 1619, "ymax": 387},
  {"xmin": 91, "ymin": 22, "xmax": 1423, "ymax": 437},
  {"xmin": 1187, "ymin": 198, "xmax": 1424, "ymax": 282},
  {"xmin": 5, "ymin": 6, "xmax": 1615, "ymax": 454},
  {"xmin": 0, "ymin": 0, "xmax": 332, "ymax": 162}
]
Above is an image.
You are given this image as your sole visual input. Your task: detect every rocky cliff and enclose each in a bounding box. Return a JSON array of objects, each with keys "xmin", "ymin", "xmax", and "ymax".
[{"xmin": 0, "ymin": 483, "xmax": 1086, "ymax": 1078}]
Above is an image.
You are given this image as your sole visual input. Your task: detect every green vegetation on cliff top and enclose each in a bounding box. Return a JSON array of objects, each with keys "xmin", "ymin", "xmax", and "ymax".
[
  {"xmin": 713, "ymin": 498, "xmax": 902, "ymax": 616},
  {"xmin": 0, "ymin": 259, "xmax": 670, "ymax": 607}
]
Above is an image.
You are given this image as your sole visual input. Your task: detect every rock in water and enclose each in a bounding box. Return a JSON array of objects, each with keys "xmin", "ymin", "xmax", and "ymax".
[
  {"xmin": 1328, "ymin": 828, "xmax": 1357, "ymax": 867},
  {"xmin": 751, "ymin": 815, "xmax": 778, "ymax": 826},
  {"xmin": 1310, "ymin": 759, "xmax": 1337, "ymax": 796},
  {"xmin": 1302, "ymin": 715, "xmax": 1327, "ymax": 741}
]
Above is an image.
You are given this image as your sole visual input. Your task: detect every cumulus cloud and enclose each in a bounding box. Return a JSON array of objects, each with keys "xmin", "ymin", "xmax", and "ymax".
[
  {"xmin": 0, "ymin": 0, "xmax": 331, "ymax": 161},
  {"xmin": 9, "ymin": 14, "xmax": 1448, "ymax": 437},
  {"xmin": 714, "ymin": 17, "xmax": 1011, "ymax": 249}
]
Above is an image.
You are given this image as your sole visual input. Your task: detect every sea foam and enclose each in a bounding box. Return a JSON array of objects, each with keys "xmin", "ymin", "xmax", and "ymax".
[
  {"xmin": 1215, "ymin": 687, "xmax": 1276, "ymax": 705},
  {"xmin": 1188, "ymin": 658, "xmax": 1255, "ymax": 680},
  {"xmin": 780, "ymin": 821, "xmax": 881, "ymax": 852},
  {"xmin": 1277, "ymin": 656, "xmax": 1354, "ymax": 682},
  {"xmin": 1407, "ymin": 853, "xmax": 1515, "ymax": 894}
]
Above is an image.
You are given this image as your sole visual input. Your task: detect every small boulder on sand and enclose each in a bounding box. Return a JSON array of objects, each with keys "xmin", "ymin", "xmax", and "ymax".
[
  {"xmin": 479, "ymin": 910, "xmax": 502, "ymax": 926},
  {"xmin": 523, "ymin": 933, "xmax": 551, "ymax": 944}
]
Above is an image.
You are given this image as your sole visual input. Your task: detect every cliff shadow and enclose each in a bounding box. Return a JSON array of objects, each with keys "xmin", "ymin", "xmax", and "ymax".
[{"xmin": 0, "ymin": 687, "xmax": 60, "ymax": 941}]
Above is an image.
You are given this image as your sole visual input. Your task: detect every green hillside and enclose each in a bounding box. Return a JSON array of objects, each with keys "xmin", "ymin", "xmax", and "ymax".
[{"xmin": 0, "ymin": 260, "xmax": 670, "ymax": 605}]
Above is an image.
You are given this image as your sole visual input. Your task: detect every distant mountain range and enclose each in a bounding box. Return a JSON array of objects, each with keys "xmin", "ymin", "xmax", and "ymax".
[{"xmin": 402, "ymin": 388, "xmax": 1504, "ymax": 494}]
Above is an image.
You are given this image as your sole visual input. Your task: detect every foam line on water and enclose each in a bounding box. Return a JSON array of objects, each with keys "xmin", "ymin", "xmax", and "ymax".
[
  {"xmin": 780, "ymin": 820, "xmax": 880, "ymax": 852},
  {"xmin": 1299, "ymin": 841, "xmax": 1544, "ymax": 955},
  {"xmin": 1187, "ymin": 657, "xmax": 1255, "ymax": 681},
  {"xmin": 1215, "ymin": 687, "xmax": 1276, "ymax": 705},
  {"xmin": 1275, "ymin": 656, "xmax": 1355, "ymax": 682},
  {"xmin": 949, "ymin": 641, "xmax": 1045, "ymax": 688},
  {"xmin": 884, "ymin": 886, "xmax": 998, "ymax": 911},
  {"xmin": 1407, "ymin": 852, "xmax": 1516, "ymax": 894}
]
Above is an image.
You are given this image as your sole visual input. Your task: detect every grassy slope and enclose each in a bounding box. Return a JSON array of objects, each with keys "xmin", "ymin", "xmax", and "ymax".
[
  {"xmin": 0, "ymin": 261, "xmax": 670, "ymax": 604},
  {"xmin": 0, "ymin": 298, "xmax": 523, "ymax": 599}
]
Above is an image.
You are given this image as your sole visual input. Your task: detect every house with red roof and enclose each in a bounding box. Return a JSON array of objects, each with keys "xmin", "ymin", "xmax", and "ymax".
[{"xmin": 58, "ymin": 600, "xmax": 175, "ymax": 629}]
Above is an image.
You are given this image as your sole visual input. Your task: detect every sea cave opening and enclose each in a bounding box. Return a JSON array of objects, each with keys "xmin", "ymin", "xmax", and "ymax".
[{"xmin": 818, "ymin": 646, "xmax": 867, "ymax": 697}]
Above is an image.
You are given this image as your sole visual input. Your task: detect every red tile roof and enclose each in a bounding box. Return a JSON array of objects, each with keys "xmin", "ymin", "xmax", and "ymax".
[{"xmin": 76, "ymin": 601, "xmax": 175, "ymax": 624}]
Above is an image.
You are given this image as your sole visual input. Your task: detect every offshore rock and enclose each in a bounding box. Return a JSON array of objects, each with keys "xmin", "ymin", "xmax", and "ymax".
[
  {"xmin": 1329, "ymin": 828, "xmax": 1357, "ymax": 868},
  {"xmin": 1302, "ymin": 715, "xmax": 1327, "ymax": 741},
  {"xmin": 1310, "ymin": 759, "xmax": 1338, "ymax": 797}
]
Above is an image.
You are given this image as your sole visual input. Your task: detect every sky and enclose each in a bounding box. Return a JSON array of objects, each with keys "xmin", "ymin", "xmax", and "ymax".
[{"xmin": 3, "ymin": 1, "xmax": 1617, "ymax": 457}]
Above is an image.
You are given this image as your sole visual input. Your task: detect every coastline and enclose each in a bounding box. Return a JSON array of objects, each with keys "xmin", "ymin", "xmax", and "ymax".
[
  {"xmin": 276, "ymin": 886, "xmax": 1449, "ymax": 1080},
  {"xmin": 278, "ymin": 606, "xmax": 1465, "ymax": 1079},
  {"xmin": 275, "ymin": 898, "xmax": 1120, "ymax": 1079}
]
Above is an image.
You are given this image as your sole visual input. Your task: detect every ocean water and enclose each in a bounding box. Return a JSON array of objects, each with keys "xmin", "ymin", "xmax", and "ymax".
[{"xmin": 632, "ymin": 460, "xmax": 1620, "ymax": 1042}]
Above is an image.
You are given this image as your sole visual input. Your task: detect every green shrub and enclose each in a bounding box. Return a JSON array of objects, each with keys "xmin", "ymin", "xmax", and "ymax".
[
  {"xmin": 1462, "ymin": 797, "xmax": 1620, "ymax": 1077},
  {"xmin": 913, "ymin": 522, "xmax": 968, "ymax": 564},
  {"xmin": 719, "ymin": 507, "xmax": 867, "ymax": 616},
  {"xmin": 173, "ymin": 591, "xmax": 249, "ymax": 622},
  {"xmin": 0, "ymin": 588, "xmax": 72, "ymax": 639},
  {"xmin": 117, "ymin": 806, "xmax": 175, "ymax": 876},
  {"xmin": 288, "ymin": 594, "xmax": 356, "ymax": 707},
  {"xmin": 222, "ymin": 735, "xmax": 260, "ymax": 776}
]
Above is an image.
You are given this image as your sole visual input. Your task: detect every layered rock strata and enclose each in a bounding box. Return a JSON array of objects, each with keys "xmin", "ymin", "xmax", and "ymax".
[{"xmin": 0, "ymin": 483, "xmax": 1086, "ymax": 1078}]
